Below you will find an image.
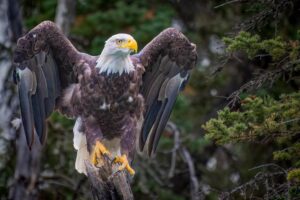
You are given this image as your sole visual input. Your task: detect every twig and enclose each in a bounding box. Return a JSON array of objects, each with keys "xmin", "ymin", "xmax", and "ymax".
[
  {"xmin": 279, "ymin": 118, "xmax": 300, "ymax": 125},
  {"xmin": 180, "ymin": 147, "xmax": 200, "ymax": 200},
  {"xmin": 221, "ymin": 171, "xmax": 286, "ymax": 199},
  {"xmin": 249, "ymin": 163, "xmax": 288, "ymax": 174},
  {"xmin": 227, "ymin": 59, "xmax": 300, "ymax": 107},
  {"xmin": 167, "ymin": 122, "xmax": 200, "ymax": 200},
  {"xmin": 167, "ymin": 122, "xmax": 180, "ymax": 178},
  {"xmin": 214, "ymin": 0, "xmax": 245, "ymax": 9},
  {"xmin": 140, "ymin": 160, "xmax": 164, "ymax": 186}
]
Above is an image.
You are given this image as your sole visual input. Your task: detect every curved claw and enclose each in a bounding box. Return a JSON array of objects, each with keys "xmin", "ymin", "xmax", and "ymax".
[
  {"xmin": 90, "ymin": 141, "xmax": 110, "ymax": 166},
  {"xmin": 113, "ymin": 154, "xmax": 135, "ymax": 175}
]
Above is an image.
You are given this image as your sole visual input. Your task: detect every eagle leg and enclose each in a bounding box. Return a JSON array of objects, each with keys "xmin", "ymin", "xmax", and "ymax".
[
  {"xmin": 90, "ymin": 141, "xmax": 110, "ymax": 166},
  {"xmin": 112, "ymin": 154, "xmax": 135, "ymax": 175}
]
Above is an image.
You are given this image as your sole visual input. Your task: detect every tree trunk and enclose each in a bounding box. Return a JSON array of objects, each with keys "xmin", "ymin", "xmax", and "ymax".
[
  {"xmin": 55, "ymin": 0, "xmax": 76, "ymax": 35},
  {"xmin": 9, "ymin": 131, "xmax": 42, "ymax": 200},
  {"xmin": 0, "ymin": 0, "xmax": 42, "ymax": 199}
]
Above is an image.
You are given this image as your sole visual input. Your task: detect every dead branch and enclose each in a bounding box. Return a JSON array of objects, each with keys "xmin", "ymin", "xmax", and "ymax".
[
  {"xmin": 227, "ymin": 59, "xmax": 300, "ymax": 107},
  {"xmin": 220, "ymin": 171, "xmax": 286, "ymax": 200},
  {"xmin": 9, "ymin": 128, "xmax": 42, "ymax": 200},
  {"xmin": 167, "ymin": 122, "xmax": 180, "ymax": 178},
  {"xmin": 85, "ymin": 155, "xmax": 134, "ymax": 200},
  {"xmin": 214, "ymin": 0, "xmax": 246, "ymax": 9},
  {"xmin": 180, "ymin": 147, "xmax": 200, "ymax": 200},
  {"xmin": 166, "ymin": 122, "xmax": 200, "ymax": 200}
]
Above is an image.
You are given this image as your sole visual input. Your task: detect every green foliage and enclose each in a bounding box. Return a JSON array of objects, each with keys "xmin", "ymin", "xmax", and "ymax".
[
  {"xmin": 273, "ymin": 142, "xmax": 300, "ymax": 162},
  {"xmin": 203, "ymin": 93, "xmax": 300, "ymax": 162},
  {"xmin": 288, "ymin": 168, "xmax": 300, "ymax": 182},
  {"xmin": 23, "ymin": 0, "xmax": 57, "ymax": 28},
  {"xmin": 204, "ymin": 27, "xmax": 300, "ymax": 189},
  {"xmin": 72, "ymin": 0, "xmax": 174, "ymax": 54},
  {"xmin": 23, "ymin": 0, "xmax": 175, "ymax": 55},
  {"xmin": 223, "ymin": 32, "xmax": 261, "ymax": 58},
  {"xmin": 223, "ymin": 31, "xmax": 287, "ymax": 60}
]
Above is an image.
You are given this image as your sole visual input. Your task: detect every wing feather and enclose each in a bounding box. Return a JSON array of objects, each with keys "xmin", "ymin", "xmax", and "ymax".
[
  {"xmin": 148, "ymin": 73, "xmax": 188, "ymax": 154},
  {"xmin": 41, "ymin": 51, "xmax": 61, "ymax": 116},
  {"xmin": 14, "ymin": 21, "xmax": 93, "ymax": 148},
  {"xmin": 18, "ymin": 68, "xmax": 36, "ymax": 147},
  {"xmin": 136, "ymin": 28, "xmax": 197, "ymax": 156}
]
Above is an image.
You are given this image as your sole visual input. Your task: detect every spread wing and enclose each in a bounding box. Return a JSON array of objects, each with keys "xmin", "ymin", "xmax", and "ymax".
[
  {"xmin": 136, "ymin": 28, "xmax": 197, "ymax": 156},
  {"xmin": 13, "ymin": 21, "xmax": 92, "ymax": 148}
]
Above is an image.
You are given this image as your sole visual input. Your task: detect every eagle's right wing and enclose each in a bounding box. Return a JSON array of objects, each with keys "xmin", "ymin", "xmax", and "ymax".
[
  {"xmin": 14, "ymin": 21, "xmax": 94, "ymax": 148},
  {"xmin": 135, "ymin": 28, "xmax": 197, "ymax": 156}
]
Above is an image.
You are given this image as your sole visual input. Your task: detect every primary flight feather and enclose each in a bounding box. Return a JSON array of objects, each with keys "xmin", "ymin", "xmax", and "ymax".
[{"xmin": 14, "ymin": 21, "xmax": 197, "ymax": 175}]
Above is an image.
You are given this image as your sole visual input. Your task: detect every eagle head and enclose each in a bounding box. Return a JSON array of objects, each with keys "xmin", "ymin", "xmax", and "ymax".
[
  {"xmin": 96, "ymin": 34, "xmax": 138, "ymax": 75},
  {"xmin": 105, "ymin": 34, "xmax": 138, "ymax": 55}
]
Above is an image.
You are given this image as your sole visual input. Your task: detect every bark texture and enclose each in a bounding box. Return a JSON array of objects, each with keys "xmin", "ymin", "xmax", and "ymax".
[
  {"xmin": 0, "ymin": 0, "xmax": 42, "ymax": 199},
  {"xmin": 86, "ymin": 156, "xmax": 134, "ymax": 200},
  {"xmin": 55, "ymin": 0, "xmax": 76, "ymax": 36},
  {"xmin": 8, "ymin": 0, "xmax": 77, "ymax": 198}
]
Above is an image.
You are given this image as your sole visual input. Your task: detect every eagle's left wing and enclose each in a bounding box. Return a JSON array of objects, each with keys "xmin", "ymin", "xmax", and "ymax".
[
  {"xmin": 13, "ymin": 21, "xmax": 95, "ymax": 148},
  {"xmin": 135, "ymin": 28, "xmax": 197, "ymax": 156}
]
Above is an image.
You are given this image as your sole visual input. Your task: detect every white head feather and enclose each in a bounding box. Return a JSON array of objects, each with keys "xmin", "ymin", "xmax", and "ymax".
[{"xmin": 95, "ymin": 33, "xmax": 137, "ymax": 75}]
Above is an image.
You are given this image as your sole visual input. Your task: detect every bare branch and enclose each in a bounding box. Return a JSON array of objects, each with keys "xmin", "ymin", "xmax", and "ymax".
[
  {"xmin": 227, "ymin": 59, "xmax": 300, "ymax": 107},
  {"xmin": 221, "ymin": 171, "xmax": 286, "ymax": 199},
  {"xmin": 166, "ymin": 122, "xmax": 200, "ymax": 200},
  {"xmin": 214, "ymin": 0, "xmax": 246, "ymax": 9},
  {"xmin": 180, "ymin": 147, "xmax": 200, "ymax": 200},
  {"xmin": 166, "ymin": 122, "xmax": 180, "ymax": 178}
]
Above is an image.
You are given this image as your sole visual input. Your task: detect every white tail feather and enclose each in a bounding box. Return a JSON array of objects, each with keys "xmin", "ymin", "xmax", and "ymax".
[
  {"xmin": 73, "ymin": 117, "xmax": 82, "ymax": 150},
  {"xmin": 73, "ymin": 118, "xmax": 89, "ymax": 175},
  {"xmin": 75, "ymin": 136, "xmax": 89, "ymax": 175}
]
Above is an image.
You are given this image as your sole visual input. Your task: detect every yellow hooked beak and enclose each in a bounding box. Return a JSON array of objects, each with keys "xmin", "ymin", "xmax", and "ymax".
[{"xmin": 121, "ymin": 38, "xmax": 138, "ymax": 53}]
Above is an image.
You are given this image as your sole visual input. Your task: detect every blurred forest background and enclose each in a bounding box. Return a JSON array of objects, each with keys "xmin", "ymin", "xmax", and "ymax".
[{"xmin": 1, "ymin": 0, "xmax": 300, "ymax": 199}]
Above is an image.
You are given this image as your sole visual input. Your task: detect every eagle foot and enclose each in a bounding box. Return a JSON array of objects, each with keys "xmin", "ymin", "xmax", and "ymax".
[
  {"xmin": 112, "ymin": 154, "xmax": 135, "ymax": 175},
  {"xmin": 90, "ymin": 141, "xmax": 110, "ymax": 166}
]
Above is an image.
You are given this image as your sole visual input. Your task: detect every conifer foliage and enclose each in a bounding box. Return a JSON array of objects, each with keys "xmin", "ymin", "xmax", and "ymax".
[{"xmin": 203, "ymin": 3, "xmax": 300, "ymax": 195}]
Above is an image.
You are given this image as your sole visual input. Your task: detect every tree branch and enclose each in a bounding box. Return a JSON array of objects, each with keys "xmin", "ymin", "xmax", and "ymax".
[{"xmin": 85, "ymin": 155, "xmax": 134, "ymax": 200}]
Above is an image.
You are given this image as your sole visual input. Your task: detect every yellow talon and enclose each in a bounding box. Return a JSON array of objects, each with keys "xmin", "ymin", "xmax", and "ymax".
[
  {"xmin": 90, "ymin": 141, "xmax": 110, "ymax": 166},
  {"xmin": 113, "ymin": 154, "xmax": 135, "ymax": 175}
]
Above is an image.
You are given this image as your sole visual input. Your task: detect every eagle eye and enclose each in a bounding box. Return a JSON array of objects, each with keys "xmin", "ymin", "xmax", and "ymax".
[{"xmin": 116, "ymin": 39, "xmax": 124, "ymax": 45}]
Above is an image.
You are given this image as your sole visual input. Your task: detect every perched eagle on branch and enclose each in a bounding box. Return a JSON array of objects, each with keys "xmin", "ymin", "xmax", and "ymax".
[{"xmin": 14, "ymin": 21, "xmax": 197, "ymax": 175}]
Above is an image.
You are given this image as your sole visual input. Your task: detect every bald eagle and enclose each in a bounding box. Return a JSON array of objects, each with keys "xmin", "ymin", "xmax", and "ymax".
[{"xmin": 14, "ymin": 21, "xmax": 197, "ymax": 175}]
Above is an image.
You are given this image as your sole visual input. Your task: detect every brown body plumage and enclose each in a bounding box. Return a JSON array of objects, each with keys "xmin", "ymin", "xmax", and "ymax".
[
  {"xmin": 14, "ymin": 21, "xmax": 197, "ymax": 174},
  {"xmin": 63, "ymin": 58, "xmax": 144, "ymax": 158}
]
